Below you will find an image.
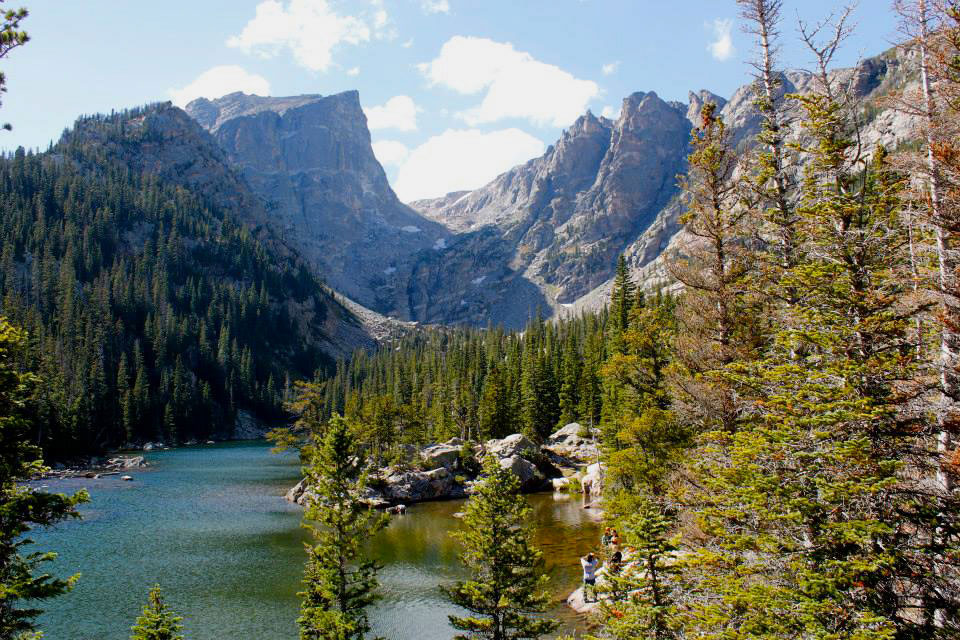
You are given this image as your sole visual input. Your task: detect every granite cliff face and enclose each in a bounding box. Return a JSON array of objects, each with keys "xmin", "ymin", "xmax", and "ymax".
[
  {"xmin": 62, "ymin": 102, "xmax": 379, "ymax": 358},
  {"xmin": 185, "ymin": 91, "xmax": 449, "ymax": 317}
]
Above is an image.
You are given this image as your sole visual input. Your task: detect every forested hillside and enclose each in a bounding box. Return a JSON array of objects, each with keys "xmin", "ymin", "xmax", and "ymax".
[
  {"xmin": 0, "ymin": 106, "xmax": 355, "ymax": 457},
  {"xmin": 297, "ymin": 258, "xmax": 653, "ymax": 450}
]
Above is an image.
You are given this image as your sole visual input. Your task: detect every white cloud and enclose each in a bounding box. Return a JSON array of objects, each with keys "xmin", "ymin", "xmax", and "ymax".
[
  {"xmin": 601, "ymin": 105, "xmax": 620, "ymax": 119},
  {"xmin": 601, "ymin": 61, "xmax": 619, "ymax": 76},
  {"xmin": 707, "ymin": 18, "xmax": 735, "ymax": 61},
  {"xmin": 421, "ymin": 0, "xmax": 450, "ymax": 13},
  {"xmin": 393, "ymin": 128, "xmax": 545, "ymax": 201},
  {"xmin": 169, "ymin": 66, "xmax": 271, "ymax": 107},
  {"xmin": 402, "ymin": 38, "xmax": 414, "ymax": 48},
  {"xmin": 364, "ymin": 95, "xmax": 419, "ymax": 131},
  {"xmin": 418, "ymin": 36, "xmax": 600, "ymax": 127},
  {"xmin": 227, "ymin": 0, "xmax": 373, "ymax": 72},
  {"xmin": 372, "ymin": 140, "xmax": 410, "ymax": 167},
  {"xmin": 346, "ymin": 66, "xmax": 360, "ymax": 76}
]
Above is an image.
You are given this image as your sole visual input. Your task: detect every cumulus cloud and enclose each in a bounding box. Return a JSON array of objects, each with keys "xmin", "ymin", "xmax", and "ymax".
[
  {"xmin": 227, "ymin": 0, "xmax": 373, "ymax": 72},
  {"xmin": 393, "ymin": 128, "xmax": 545, "ymax": 202},
  {"xmin": 418, "ymin": 36, "xmax": 600, "ymax": 127},
  {"xmin": 169, "ymin": 65, "xmax": 271, "ymax": 107},
  {"xmin": 421, "ymin": 0, "xmax": 450, "ymax": 13},
  {"xmin": 707, "ymin": 18, "xmax": 735, "ymax": 61},
  {"xmin": 364, "ymin": 95, "xmax": 419, "ymax": 131},
  {"xmin": 372, "ymin": 140, "xmax": 410, "ymax": 167},
  {"xmin": 346, "ymin": 66, "xmax": 360, "ymax": 76},
  {"xmin": 601, "ymin": 61, "xmax": 619, "ymax": 76}
]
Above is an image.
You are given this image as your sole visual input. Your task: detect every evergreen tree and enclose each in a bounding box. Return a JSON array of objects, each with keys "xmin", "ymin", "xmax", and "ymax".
[
  {"xmin": 0, "ymin": 317, "xmax": 88, "ymax": 637},
  {"xmin": 444, "ymin": 455, "xmax": 559, "ymax": 640},
  {"xmin": 129, "ymin": 586, "xmax": 184, "ymax": 640},
  {"xmin": 600, "ymin": 497, "xmax": 684, "ymax": 640},
  {"xmin": 609, "ymin": 254, "xmax": 635, "ymax": 344},
  {"xmin": 0, "ymin": 1, "xmax": 29, "ymax": 131},
  {"xmin": 298, "ymin": 411, "xmax": 387, "ymax": 640},
  {"xmin": 668, "ymin": 102, "xmax": 762, "ymax": 435}
]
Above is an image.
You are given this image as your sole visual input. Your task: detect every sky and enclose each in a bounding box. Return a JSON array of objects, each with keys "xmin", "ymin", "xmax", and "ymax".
[{"xmin": 1, "ymin": 0, "xmax": 900, "ymax": 202}]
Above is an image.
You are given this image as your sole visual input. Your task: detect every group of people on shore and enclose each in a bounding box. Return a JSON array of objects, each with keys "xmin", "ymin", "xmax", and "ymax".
[{"xmin": 579, "ymin": 527, "xmax": 624, "ymax": 603}]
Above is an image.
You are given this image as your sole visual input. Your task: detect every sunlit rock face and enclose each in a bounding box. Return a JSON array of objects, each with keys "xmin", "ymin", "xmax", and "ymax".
[{"xmin": 186, "ymin": 91, "xmax": 448, "ymax": 319}]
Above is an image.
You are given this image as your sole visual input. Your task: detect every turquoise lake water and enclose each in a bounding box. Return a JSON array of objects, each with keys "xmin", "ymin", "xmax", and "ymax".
[{"xmin": 30, "ymin": 441, "xmax": 602, "ymax": 639}]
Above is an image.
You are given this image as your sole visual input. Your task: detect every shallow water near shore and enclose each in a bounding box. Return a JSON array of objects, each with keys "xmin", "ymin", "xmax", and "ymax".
[{"xmin": 31, "ymin": 441, "xmax": 602, "ymax": 639}]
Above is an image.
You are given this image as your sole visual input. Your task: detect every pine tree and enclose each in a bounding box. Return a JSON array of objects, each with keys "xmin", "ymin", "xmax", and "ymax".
[
  {"xmin": 0, "ymin": 317, "xmax": 88, "ymax": 637},
  {"xmin": 668, "ymin": 102, "xmax": 762, "ymax": 435},
  {"xmin": 0, "ymin": 2, "xmax": 29, "ymax": 131},
  {"xmin": 444, "ymin": 454, "xmax": 559, "ymax": 640},
  {"xmin": 609, "ymin": 254, "xmax": 635, "ymax": 344},
  {"xmin": 129, "ymin": 586, "xmax": 184, "ymax": 640},
  {"xmin": 683, "ymin": 15, "xmax": 959, "ymax": 636},
  {"xmin": 600, "ymin": 298, "xmax": 685, "ymax": 495},
  {"xmin": 600, "ymin": 497, "xmax": 684, "ymax": 640},
  {"xmin": 298, "ymin": 412, "xmax": 387, "ymax": 640}
]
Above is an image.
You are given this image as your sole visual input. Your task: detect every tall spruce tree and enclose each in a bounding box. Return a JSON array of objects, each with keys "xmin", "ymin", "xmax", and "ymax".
[
  {"xmin": 668, "ymin": 102, "xmax": 762, "ymax": 435},
  {"xmin": 0, "ymin": 317, "xmax": 88, "ymax": 638},
  {"xmin": 298, "ymin": 411, "xmax": 387, "ymax": 640},
  {"xmin": 444, "ymin": 455, "xmax": 559, "ymax": 640},
  {"xmin": 129, "ymin": 586, "xmax": 184, "ymax": 640}
]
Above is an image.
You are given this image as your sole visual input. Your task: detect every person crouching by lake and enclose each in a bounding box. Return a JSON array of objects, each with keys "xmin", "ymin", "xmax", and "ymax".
[{"xmin": 581, "ymin": 552, "xmax": 600, "ymax": 603}]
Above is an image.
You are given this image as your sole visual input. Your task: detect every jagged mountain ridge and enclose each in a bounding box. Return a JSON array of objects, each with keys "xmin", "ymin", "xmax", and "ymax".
[{"xmin": 413, "ymin": 47, "xmax": 921, "ymax": 318}]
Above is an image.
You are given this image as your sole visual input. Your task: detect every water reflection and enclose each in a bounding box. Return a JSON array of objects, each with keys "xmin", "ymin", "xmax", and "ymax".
[{"xmin": 32, "ymin": 442, "xmax": 600, "ymax": 639}]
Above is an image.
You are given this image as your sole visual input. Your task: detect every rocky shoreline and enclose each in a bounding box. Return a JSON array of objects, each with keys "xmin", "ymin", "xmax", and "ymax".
[
  {"xmin": 37, "ymin": 455, "xmax": 150, "ymax": 480},
  {"xmin": 286, "ymin": 423, "xmax": 604, "ymax": 509}
]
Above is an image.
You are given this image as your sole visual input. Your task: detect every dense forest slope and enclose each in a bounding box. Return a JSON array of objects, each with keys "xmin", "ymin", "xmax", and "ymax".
[{"xmin": 0, "ymin": 105, "xmax": 372, "ymax": 457}]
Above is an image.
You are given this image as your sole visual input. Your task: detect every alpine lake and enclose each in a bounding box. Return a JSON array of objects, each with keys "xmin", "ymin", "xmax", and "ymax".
[{"xmin": 31, "ymin": 441, "xmax": 602, "ymax": 639}]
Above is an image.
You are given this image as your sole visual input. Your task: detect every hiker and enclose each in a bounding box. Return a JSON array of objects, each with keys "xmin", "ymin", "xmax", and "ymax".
[
  {"xmin": 601, "ymin": 527, "xmax": 613, "ymax": 547},
  {"xmin": 582, "ymin": 475, "xmax": 593, "ymax": 508},
  {"xmin": 609, "ymin": 529, "xmax": 621, "ymax": 551},
  {"xmin": 608, "ymin": 550, "xmax": 623, "ymax": 575},
  {"xmin": 581, "ymin": 552, "xmax": 600, "ymax": 603}
]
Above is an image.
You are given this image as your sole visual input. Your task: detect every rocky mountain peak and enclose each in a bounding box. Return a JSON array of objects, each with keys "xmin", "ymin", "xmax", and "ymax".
[
  {"xmin": 687, "ymin": 89, "xmax": 727, "ymax": 124},
  {"xmin": 184, "ymin": 90, "xmax": 447, "ymax": 318},
  {"xmin": 185, "ymin": 91, "xmax": 334, "ymax": 133}
]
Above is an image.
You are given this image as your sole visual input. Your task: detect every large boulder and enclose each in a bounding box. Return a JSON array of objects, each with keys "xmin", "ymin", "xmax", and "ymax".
[
  {"xmin": 421, "ymin": 438, "xmax": 464, "ymax": 470},
  {"xmin": 544, "ymin": 423, "xmax": 598, "ymax": 463},
  {"xmin": 380, "ymin": 467, "xmax": 463, "ymax": 503},
  {"xmin": 499, "ymin": 455, "xmax": 548, "ymax": 492},
  {"xmin": 286, "ymin": 478, "xmax": 310, "ymax": 504},
  {"xmin": 106, "ymin": 456, "xmax": 147, "ymax": 470},
  {"xmin": 581, "ymin": 462, "xmax": 605, "ymax": 498},
  {"xmin": 484, "ymin": 434, "xmax": 537, "ymax": 460}
]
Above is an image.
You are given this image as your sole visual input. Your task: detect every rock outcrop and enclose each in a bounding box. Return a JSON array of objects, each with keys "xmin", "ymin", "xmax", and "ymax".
[
  {"xmin": 286, "ymin": 432, "xmax": 570, "ymax": 508},
  {"xmin": 413, "ymin": 96, "xmax": 691, "ymax": 311}
]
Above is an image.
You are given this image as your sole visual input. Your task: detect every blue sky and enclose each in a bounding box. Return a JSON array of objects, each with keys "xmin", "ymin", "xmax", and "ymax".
[{"xmin": 1, "ymin": 0, "xmax": 899, "ymax": 201}]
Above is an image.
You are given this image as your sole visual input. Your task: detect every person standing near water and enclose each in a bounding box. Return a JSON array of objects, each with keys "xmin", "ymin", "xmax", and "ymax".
[{"xmin": 581, "ymin": 552, "xmax": 599, "ymax": 603}]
